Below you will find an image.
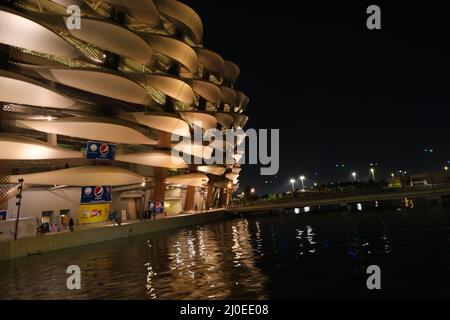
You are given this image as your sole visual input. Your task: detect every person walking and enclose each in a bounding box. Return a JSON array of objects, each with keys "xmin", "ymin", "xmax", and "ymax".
[{"xmin": 69, "ymin": 217, "xmax": 74, "ymax": 232}]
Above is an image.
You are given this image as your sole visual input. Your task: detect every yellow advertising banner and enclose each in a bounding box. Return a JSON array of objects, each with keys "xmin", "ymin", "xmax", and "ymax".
[{"xmin": 78, "ymin": 203, "xmax": 109, "ymax": 224}]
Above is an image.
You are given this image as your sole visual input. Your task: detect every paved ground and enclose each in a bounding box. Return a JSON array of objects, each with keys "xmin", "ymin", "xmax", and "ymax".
[{"xmin": 39, "ymin": 208, "xmax": 225, "ymax": 236}]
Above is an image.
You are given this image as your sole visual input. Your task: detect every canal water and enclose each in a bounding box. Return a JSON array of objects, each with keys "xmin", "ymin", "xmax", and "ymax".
[{"xmin": 1, "ymin": 206, "xmax": 450, "ymax": 299}]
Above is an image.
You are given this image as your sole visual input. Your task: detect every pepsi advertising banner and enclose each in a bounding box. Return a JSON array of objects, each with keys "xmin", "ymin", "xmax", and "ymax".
[
  {"xmin": 148, "ymin": 201, "xmax": 165, "ymax": 214},
  {"xmin": 86, "ymin": 141, "xmax": 116, "ymax": 160},
  {"xmin": 81, "ymin": 186, "xmax": 112, "ymax": 204}
]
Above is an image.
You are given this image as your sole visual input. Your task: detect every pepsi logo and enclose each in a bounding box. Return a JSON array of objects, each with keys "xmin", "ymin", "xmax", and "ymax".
[
  {"xmin": 94, "ymin": 186, "xmax": 104, "ymax": 198},
  {"xmin": 99, "ymin": 143, "xmax": 109, "ymax": 155}
]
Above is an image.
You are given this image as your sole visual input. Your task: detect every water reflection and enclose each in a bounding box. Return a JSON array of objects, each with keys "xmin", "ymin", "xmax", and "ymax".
[{"xmin": 1, "ymin": 207, "xmax": 450, "ymax": 299}]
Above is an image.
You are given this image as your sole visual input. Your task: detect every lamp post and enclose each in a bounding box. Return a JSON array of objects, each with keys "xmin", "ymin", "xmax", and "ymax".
[
  {"xmin": 370, "ymin": 168, "xmax": 375, "ymax": 181},
  {"xmin": 14, "ymin": 178, "xmax": 24, "ymax": 240},
  {"xmin": 299, "ymin": 176, "xmax": 305, "ymax": 191},
  {"xmin": 290, "ymin": 179, "xmax": 295, "ymax": 192},
  {"xmin": 352, "ymin": 172, "xmax": 357, "ymax": 182}
]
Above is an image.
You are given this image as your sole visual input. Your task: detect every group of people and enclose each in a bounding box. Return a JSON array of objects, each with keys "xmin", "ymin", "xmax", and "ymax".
[
  {"xmin": 109, "ymin": 211, "xmax": 122, "ymax": 225},
  {"xmin": 140, "ymin": 209, "xmax": 157, "ymax": 221},
  {"xmin": 37, "ymin": 216, "xmax": 74, "ymax": 235}
]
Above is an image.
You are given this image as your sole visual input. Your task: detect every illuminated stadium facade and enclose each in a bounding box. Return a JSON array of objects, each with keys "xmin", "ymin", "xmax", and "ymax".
[{"xmin": 0, "ymin": 0, "xmax": 248, "ymax": 225}]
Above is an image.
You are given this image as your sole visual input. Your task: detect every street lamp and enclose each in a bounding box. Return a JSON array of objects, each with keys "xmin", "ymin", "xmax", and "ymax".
[
  {"xmin": 352, "ymin": 172, "xmax": 357, "ymax": 182},
  {"xmin": 391, "ymin": 173, "xmax": 395, "ymax": 178},
  {"xmin": 290, "ymin": 179, "xmax": 295, "ymax": 192},
  {"xmin": 299, "ymin": 176, "xmax": 305, "ymax": 191},
  {"xmin": 370, "ymin": 168, "xmax": 375, "ymax": 181},
  {"xmin": 250, "ymin": 188, "xmax": 255, "ymax": 194},
  {"xmin": 445, "ymin": 166, "xmax": 449, "ymax": 172}
]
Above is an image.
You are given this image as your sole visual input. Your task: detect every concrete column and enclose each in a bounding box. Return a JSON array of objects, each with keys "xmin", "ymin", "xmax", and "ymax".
[
  {"xmin": 184, "ymin": 186, "xmax": 196, "ymax": 212},
  {"xmin": 153, "ymin": 167, "xmax": 167, "ymax": 202},
  {"xmin": 152, "ymin": 131, "xmax": 171, "ymax": 203},
  {"xmin": 206, "ymin": 183, "xmax": 215, "ymax": 209},
  {"xmin": 225, "ymin": 188, "xmax": 231, "ymax": 209},
  {"xmin": 218, "ymin": 188, "xmax": 225, "ymax": 207}
]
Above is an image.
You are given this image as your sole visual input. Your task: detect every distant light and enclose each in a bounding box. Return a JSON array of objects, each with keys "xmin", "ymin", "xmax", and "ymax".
[
  {"xmin": 294, "ymin": 208, "xmax": 300, "ymax": 214},
  {"xmin": 391, "ymin": 173, "xmax": 395, "ymax": 178},
  {"xmin": 290, "ymin": 179, "xmax": 295, "ymax": 183},
  {"xmin": 250, "ymin": 188, "xmax": 255, "ymax": 193},
  {"xmin": 313, "ymin": 182, "xmax": 318, "ymax": 187},
  {"xmin": 300, "ymin": 176, "xmax": 305, "ymax": 180},
  {"xmin": 357, "ymin": 203, "xmax": 363, "ymax": 211},
  {"xmin": 445, "ymin": 166, "xmax": 449, "ymax": 172},
  {"xmin": 352, "ymin": 172, "xmax": 356, "ymax": 177},
  {"xmin": 375, "ymin": 201, "xmax": 379, "ymax": 207},
  {"xmin": 141, "ymin": 182, "xmax": 146, "ymax": 187},
  {"xmin": 304, "ymin": 206, "xmax": 310, "ymax": 213}
]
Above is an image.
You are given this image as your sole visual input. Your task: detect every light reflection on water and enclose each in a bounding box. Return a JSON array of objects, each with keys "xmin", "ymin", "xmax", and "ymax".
[{"xmin": 1, "ymin": 206, "xmax": 450, "ymax": 299}]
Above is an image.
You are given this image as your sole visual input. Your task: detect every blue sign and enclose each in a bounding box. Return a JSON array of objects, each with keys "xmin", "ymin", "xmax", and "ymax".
[
  {"xmin": 148, "ymin": 201, "xmax": 164, "ymax": 214},
  {"xmin": 0, "ymin": 211, "xmax": 6, "ymax": 221},
  {"xmin": 80, "ymin": 186, "xmax": 112, "ymax": 204},
  {"xmin": 86, "ymin": 141, "xmax": 116, "ymax": 160}
]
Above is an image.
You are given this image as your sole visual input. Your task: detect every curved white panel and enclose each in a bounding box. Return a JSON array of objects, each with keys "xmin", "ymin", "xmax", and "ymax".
[
  {"xmin": 231, "ymin": 167, "xmax": 242, "ymax": 174},
  {"xmin": 232, "ymin": 113, "xmax": 249, "ymax": 128},
  {"xmin": 155, "ymin": 0, "xmax": 203, "ymax": 43},
  {"xmin": 10, "ymin": 166, "xmax": 144, "ymax": 186},
  {"xmin": 128, "ymin": 73, "xmax": 194, "ymax": 104},
  {"xmin": 224, "ymin": 60, "xmax": 240, "ymax": 83},
  {"xmin": 197, "ymin": 165, "xmax": 227, "ymax": 176},
  {"xmin": 102, "ymin": 0, "xmax": 160, "ymax": 27},
  {"xmin": 226, "ymin": 172, "xmax": 239, "ymax": 181},
  {"xmin": 0, "ymin": 70, "xmax": 77, "ymax": 109},
  {"xmin": 26, "ymin": 66, "xmax": 152, "ymax": 105},
  {"xmin": 221, "ymin": 86, "xmax": 238, "ymax": 106},
  {"xmin": 0, "ymin": 134, "xmax": 82, "ymax": 160},
  {"xmin": 197, "ymin": 48, "xmax": 225, "ymax": 75},
  {"xmin": 166, "ymin": 173, "xmax": 208, "ymax": 187},
  {"xmin": 172, "ymin": 142, "xmax": 213, "ymax": 160},
  {"xmin": 180, "ymin": 112, "xmax": 217, "ymax": 130},
  {"xmin": 17, "ymin": 117, "xmax": 158, "ymax": 145},
  {"xmin": 140, "ymin": 33, "xmax": 198, "ymax": 73},
  {"xmin": 64, "ymin": 17, "xmax": 153, "ymax": 64},
  {"xmin": 237, "ymin": 91, "xmax": 249, "ymax": 109},
  {"xmin": 215, "ymin": 112, "xmax": 234, "ymax": 128},
  {"xmin": 130, "ymin": 112, "xmax": 191, "ymax": 137},
  {"xmin": 0, "ymin": 8, "xmax": 81, "ymax": 58},
  {"xmin": 116, "ymin": 151, "xmax": 187, "ymax": 169},
  {"xmin": 191, "ymin": 80, "xmax": 221, "ymax": 105}
]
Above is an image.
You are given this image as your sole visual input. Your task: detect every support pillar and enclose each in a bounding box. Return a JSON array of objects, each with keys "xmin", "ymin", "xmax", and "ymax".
[
  {"xmin": 152, "ymin": 131, "xmax": 171, "ymax": 204},
  {"xmin": 184, "ymin": 186, "xmax": 196, "ymax": 212},
  {"xmin": 218, "ymin": 188, "xmax": 225, "ymax": 208},
  {"xmin": 153, "ymin": 167, "xmax": 167, "ymax": 203},
  {"xmin": 225, "ymin": 188, "xmax": 231, "ymax": 209},
  {"xmin": 206, "ymin": 183, "xmax": 215, "ymax": 209}
]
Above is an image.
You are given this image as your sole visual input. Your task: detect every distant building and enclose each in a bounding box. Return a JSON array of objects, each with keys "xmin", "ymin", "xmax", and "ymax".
[{"xmin": 408, "ymin": 171, "xmax": 450, "ymax": 186}]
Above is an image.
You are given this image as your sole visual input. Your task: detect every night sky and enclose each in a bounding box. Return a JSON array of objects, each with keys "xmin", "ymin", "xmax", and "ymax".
[{"xmin": 186, "ymin": 1, "xmax": 450, "ymax": 194}]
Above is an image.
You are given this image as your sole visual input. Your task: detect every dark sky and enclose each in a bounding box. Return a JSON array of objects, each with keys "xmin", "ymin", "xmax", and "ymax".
[{"xmin": 185, "ymin": 1, "xmax": 450, "ymax": 194}]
